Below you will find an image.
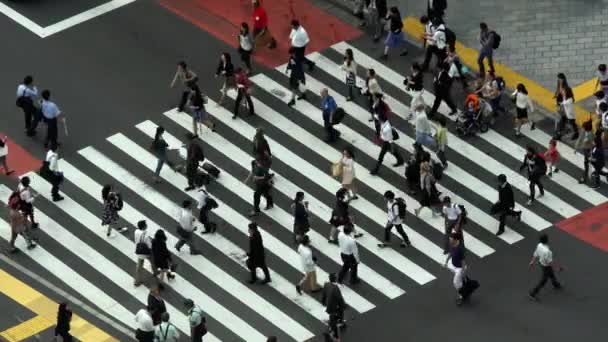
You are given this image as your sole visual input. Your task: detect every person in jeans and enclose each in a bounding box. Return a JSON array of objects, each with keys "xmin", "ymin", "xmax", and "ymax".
[
  {"xmin": 175, "ymin": 200, "xmax": 200, "ymax": 255},
  {"xmin": 378, "ymin": 191, "xmax": 411, "ymax": 248},
  {"xmin": 477, "ymin": 22, "xmax": 495, "ymax": 78},
  {"xmin": 134, "ymin": 220, "xmax": 152, "ymax": 287},
  {"xmin": 528, "ymin": 233, "xmax": 563, "ymax": 301}
]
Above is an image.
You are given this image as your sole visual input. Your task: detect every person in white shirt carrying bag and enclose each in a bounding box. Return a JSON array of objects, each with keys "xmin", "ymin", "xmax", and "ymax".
[
  {"xmin": 135, "ymin": 306, "xmax": 155, "ymax": 342},
  {"xmin": 175, "ymin": 200, "xmax": 200, "ymax": 255},
  {"xmin": 511, "ymin": 83, "xmax": 535, "ymax": 136},
  {"xmin": 296, "ymin": 235, "xmax": 322, "ymax": 295},
  {"xmin": 134, "ymin": 220, "xmax": 153, "ymax": 287},
  {"xmin": 337, "ymin": 223, "xmax": 360, "ymax": 285},
  {"xmin": 378, "ymin": 191, "xmax": 411, "ymax": 248}
]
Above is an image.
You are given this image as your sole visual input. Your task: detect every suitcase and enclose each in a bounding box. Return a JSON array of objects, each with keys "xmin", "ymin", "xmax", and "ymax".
[
  {"xmin": 458, "ymin": 276, "xmax": 480, "ymax": 300},
  {"xmin": 202, "ymin": 162, "xmax": 220, "ymax": 178}
]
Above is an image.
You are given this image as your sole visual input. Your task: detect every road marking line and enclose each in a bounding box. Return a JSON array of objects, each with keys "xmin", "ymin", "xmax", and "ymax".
[
  {"xmin": 0, "ymin": 315, "xmax": 53, "ymax": 342},
  {"xmin": 402, "ymin": 16, "xmax": 595, "ymax": 128},
  {"xmin": 0, "ymin": 2, "xmax": 45, "ymax": 37}
]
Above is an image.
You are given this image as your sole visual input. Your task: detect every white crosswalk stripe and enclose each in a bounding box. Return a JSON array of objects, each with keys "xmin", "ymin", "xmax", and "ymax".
[{"xmin": 2, "ymin": 46, "xmax": 602, "ymax": 342}]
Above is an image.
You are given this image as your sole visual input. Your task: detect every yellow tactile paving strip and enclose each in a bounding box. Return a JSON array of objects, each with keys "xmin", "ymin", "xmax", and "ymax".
[
  {"xmin": 0, "ymin": 268, "xmax": 118, "ymax": 342},
  {"xmin": 402, "ymin": 17, "xmax": 599, "ymax": 129}
]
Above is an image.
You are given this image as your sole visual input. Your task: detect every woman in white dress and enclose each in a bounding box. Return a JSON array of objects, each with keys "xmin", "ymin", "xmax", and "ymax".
[{"xmin": 340, "ymin": 148, "xmax": 358, "ymax": 200}]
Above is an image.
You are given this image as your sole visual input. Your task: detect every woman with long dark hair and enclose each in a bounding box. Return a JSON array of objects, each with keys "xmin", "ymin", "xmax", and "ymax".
[
  {"xmin": 101, "ymin": 184, "xmax": 128, "ymax": 237},
  {"xmin": 238, "ymin": 22, "xmax": 254, "ymax": 73},
  {"xmin": 215, "ymin": 52, "xmax": 236, "ymax": 105},
  {"xmin": 511, "ymin": 83, "xmax": 535, "ymax": 136},
  {"xmin": 381, "ymin": 7, "xmax": 408, "ymax": 59},
  {"xmin": 152, "ymin": 229, "xmax": 175, "ymax": 290},
  {"xmin": 340, "ymin": 48, "xmax": 357, "ymax": 101},
  {"xmin": 188, "ymin": 84, "xmax": 215, "ymax": 135},
  {"xmin": 291, "ymin": 191, "xmax": 310, "ymax": 244},
  {"xmin": 151, "ymin": 126, "xmax": 171, "ymax": 183},
  {"xmin": 55, "ymin": 302, "xmax": 73, "ymax": 341}
]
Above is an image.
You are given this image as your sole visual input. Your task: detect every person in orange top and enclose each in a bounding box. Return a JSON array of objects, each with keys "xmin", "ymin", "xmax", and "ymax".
[
  {"xmin": 544, "ymin": 138, "xmax": 560, "ymax": 177},
  {"xmin": 252, "ymin": 0, "xmax": 276, "ymax": 49}
]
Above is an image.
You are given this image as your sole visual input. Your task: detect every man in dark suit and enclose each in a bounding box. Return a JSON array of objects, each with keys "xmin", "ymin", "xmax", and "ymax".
[
  {"xmin": 427, "ymin": 0, "xmax": 447, "ymax": 21},
  {"xmin": 183, "ymin": 133, "xmax": 205, "ymax": 191},
  {"xmin": 322, "ymin": 273, "xmax": 346, "ymax": 341},
  {"xmin": 247, "ymin": 223, "xmax": 271, "ymax": 284},
  {"xmin": 492, "ymin": 174, "xmax": 522, "ymax": 236}
]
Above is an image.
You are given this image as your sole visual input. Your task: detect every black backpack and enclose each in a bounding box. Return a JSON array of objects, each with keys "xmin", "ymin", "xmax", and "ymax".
[
  {"xmin": 440, "ymin": 27, "xmax": 456, "ymax": 48},
  {"xmin": 332, "ymin": 107, "xmax": 346, "ymax": 125},
  {"xmin": 393, "ymin": 198, "xmax": 407, "ymax": 220},
  {"xmin": 431, "ymin": 160, "xmax": 444, "ymax": 181},
  {"xmin": 491, "ymin": 31, "xmax": 501, "ymax": 49},
  {"xmin": 495, "ymin": 76, "xmax": 506, "ymax": 91},
  {"xmin": 456, "ymin": 204, "xmax": 468, "ymax": 225}
]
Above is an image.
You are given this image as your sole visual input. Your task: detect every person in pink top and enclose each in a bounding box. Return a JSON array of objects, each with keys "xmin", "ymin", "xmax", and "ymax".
[{"xmin": 544, "ymin": 138, "xmax": 560, "ymax": 177}]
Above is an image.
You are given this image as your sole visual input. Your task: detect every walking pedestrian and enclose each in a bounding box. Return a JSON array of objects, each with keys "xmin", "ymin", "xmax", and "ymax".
[
  {"xmin": 370, "ymin": 115, "xmax": 404, "ymax": 175},
  {"xmin": 321, "ymin": 88, "xmax": 340, "ymax": 143},
  {"xmin": 444, "ymin": 233, "xmax": 467, "ymax": 305},
  {"xmin": 595, "ymin": 64, "xmax": 608, "ymax": 95},
  {"xmin": 15, "ymin": 75, "xmax": 40, "ymax": 137},
  {"xmin": 329, "ymin": 188, "xmax": 362, "ymax": 243},
  {"xmin": 414, "ymin": 162, "xmax": 441, "ymax": 217},
  {"xmin": 381, "ymin": 6, "xmax": 408, "ymax": 59},
  {"xmin": 491, "ymin": 174, "xmax": 522, "ymax": 236},
  {"xmin": 246, "ymin": 222, "xmax": 271, "ymax": 284},
  {"xmin": 415, "ymin": 104, "xmax": 435, "ymax": 148},
  {"xmin": 289, "ymin": 20, "xmax": 315, "ymax": 70},
  {"xmin": 445, "ymin": 45, "xmax": 468, "ymax": 90},
  {"xmin": 599, "ymin": 102, "xmax": 608, "ymax": 129},
  {"xmin": 378, "ymin": 191, "xmax": 411, "ymax": 248},
  {"xmin": 544, "ymin": 139, "xmax": 560, "ymax": 177},
  {"xmin": 134, "ymin": 220, "xmax": 153, "ymax": 286},
  {"xmin": 337, "ymin": 223, "xmax": 360, "ymax": 285},
  {"xmin": 435, "ymin": 116, "xmax": 448, "ymax": 167},
  {"xmin": 340, "ymin": 48, "xmax": 357, "ymax": 101},
  {"xmin": 557, "ymin": 86, "xmax": 578, "ymax": 140},
  {"xmin": 147, "ymin": 285, "xmax": 167, "ymax": 326},
  {"xmin": 252, "ymin": 0, "xmax": 277, "ymax": 49},
  {"xmin": 40, "ymin": 89, "xmax": 63, "ymax": 149},
  {"xmin": 184, "ymin": 299, "xmax": 207, "ymax": 342},
  {"xmin": 363, "ymin": 69, "xmax": 383, "ymax": 120},
  {"xmin": 101, "ymin": 185, "xmax": 128, "ymax": 237},
  {"xmin": 17, "ymin": 177, "xmax": 38, "ymax": 228},
  {"xmin": 528, "ymin": 233, "xmax": 563, "ymax": 301},
  {"xmin": 175, "ymin": 200, "xmax": 200, "ymax": 254},
  {"xmin": 188, "ymin": 85, "xmax": 215, "ymax": 135},
  {"xmin": 152, "ymin": 229, "xmax": 175, "ymax": 290},
  {"xmin": 404, "ymin": 62, "xmax": 425, "ymax": 119},
  {"xmin": 519, "ymin": 146, "xmax": 546, "ymax": 205},
  {"xmin": 0, "ymin": 136, "xmax": 14, "ymax": 175},
  {"xmin": 234, "ymin": 67, "xmax": 255, "ymax": 119},
  {"xmin": 477, "ymin": 22, "xmax": 496, "ymax": 78},
  {"xmin": 427, "ymin": 0, "xmax": 447, "ymax": 21},
  {"xmin": 195, "ymin": 187, "xmax": 218, "ymax": 234},
  {"xmin": 183, "ymin": 133, "xmax": 205, "ymax": 192},
  {"xmin": 292, "ymin": 191, "xmax": 310, "ymax": 244},
  {"xmin": 248, "ymin": 159, "xmax": 274, "ymax": 216},
  {"xmin": 441, "ymin": 196, "xmax": 462, "ymax": 254},
  {"xmin": 135, "ymin": 306, "xmax": 155, "ymax": 342},
  {"xmin": 321, "ymin": 273, "xmax": 346, "ymax": 341},
  {"xmin": 429, "ymin": 62, "xmax": 458, "ymax": 118},
  {"xmin": 589, "ymin": 135, "xmax": 608, "ymax": 188},
  {"xmin": 422, "ymin": 16, "xmax": 447, "ymax": 72},
  {"xmin": 170, "ymin": 61, "xmax": 198, "ymax": 112},
  {"xmin": 7, "ymin": 206, "xmax": 36, "ymax": 253},
  {"xmin": 360, "ymin": 0, "xmax": 387, "ymax": 42},
  {"xmin": 42, "ymin": 144, "xmax": 64, "ymax": 202},
  {"xmin": 576, "ymin": 121, "xmax": 595, "ymax": 184},
  {"xmin": 253, "ymin": 128, "xmax": 272, "ymax": 171},
  {"xmin": 511, "ymin": 83, "xmax": 535, "ymax": 136},
  {"xmin": 238, "ymin": 23, "xmax": 254, "ymax": 73},
  {"xmin": 286, "ymin": 47, "xmax": 307, "ymax": 107},
  {"xmin": 215, "ymin": 52, "xmax": 236, "ymax": 105},
  {"xmin": 340, "ymin": 148, "xmax": 358, "ymax": 200},
  {"xmin": 150, "ymin": 126, "xmax": 175, "ymax": 184},
  {"xmin": 373, "ymin": 93, "xmax": 391, "ymax": 141},
  {"xmin": 55, "ymin": 302, "xmax": 73, "ymax": 342},
  {"xmin": 296, "ymin": 235, "xmax": 322, "ymax": 294},
  {"xmin": 477, "ymin": 70, "xmax": 505, "ymax": 114},
  {"xmin": 154, "ymin": 312, "xmax": 179, "ymax": 342}
]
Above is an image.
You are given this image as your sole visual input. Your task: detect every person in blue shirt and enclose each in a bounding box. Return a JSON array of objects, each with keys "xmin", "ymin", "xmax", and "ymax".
[
  {"xmin": 40, "ymin": 90, "xmax": 62, "ymax": 149},
  {"xmin": 16, "ymin": 75, "xmax": 40, "ymax": 137},
  {"xmin": 321, "ymin": 88, "xmax": 340, "ymax": 143}
]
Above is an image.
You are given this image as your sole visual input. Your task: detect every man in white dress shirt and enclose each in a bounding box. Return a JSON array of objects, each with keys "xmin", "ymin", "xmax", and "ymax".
[
  {"xmin": 378, "ymin": 191, "xmax": 411, "ymax": 248},
  {"xmin": 370, "ymin": 116, "xmax": 404, "ymax": 175},
  {"xmin": 16, "ymin": 75, "xmax": 40, "ymax": 137},
  {"xmin": 337, "ymin": 223, "xmax": 360, "ymax": 285},
  {"xmin": 529, "ymin": 233, "xmax": 563, "ymax": 301},
  {"xmin": 289, "ymin": 20, "xmax": 315, "ymax": 71},
  {"xmin": 135, "ymin": 306, "xmax": 155, "ymax": 342},
  {"xmin": 44, "ymin": 144, "xmax": 64, "ymax": 202}
]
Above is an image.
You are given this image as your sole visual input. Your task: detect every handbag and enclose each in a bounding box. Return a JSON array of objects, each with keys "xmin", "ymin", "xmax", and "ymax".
[
  {"xmin": 298, "ymin": 81, "xmax": 307, "ymax": 93},
  {"xmin": 392, "ymin": 128, "xmax": 400, "ymax": 141},
  {"xmin": 331, "ymin": 161, "xmax": 343, "ymax": 178},
  {"xmin": 135, "ymin": 232, "xmax": 151, "ymax": 255}
]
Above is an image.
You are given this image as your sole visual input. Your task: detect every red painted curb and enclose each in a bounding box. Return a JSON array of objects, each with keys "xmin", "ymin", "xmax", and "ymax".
[
  {"xmin": 556, "ymin": 202, "xmax": 608, "ymax": 252},
  {"xmin": 0, "ymin": 134, "xmax": 41, "ymax": 178}
]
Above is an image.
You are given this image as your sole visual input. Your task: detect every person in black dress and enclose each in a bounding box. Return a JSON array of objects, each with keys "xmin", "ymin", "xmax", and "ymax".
[
  {"xmin": 292, "ymin": 191, "xmax": 310, "ymax": 244},
  {"xmin": 247, "ymin": 222, "xmax": 271, "ymax": 284},
  {"xmin": 152, "ymin": 229, "xmax": 175, "ymax": 290},
  {"xmin": 55, "ymin": 302, "xmax": 73, "ymax": 341},
  {"xmin": 215, "ymin": 52, "xmax": 236, "ymax": 105}
]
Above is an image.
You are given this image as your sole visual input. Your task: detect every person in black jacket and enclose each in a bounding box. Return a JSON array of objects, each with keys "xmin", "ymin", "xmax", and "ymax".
[
  {"xmin": 519, "ymin": 146, "xmax": 546, "ymax": 205},
  {"xmin": 286, "ymin": 47, "xmax": 307, "ymax": 107},
  {"xmin": 381, "ymin": 7, "xmax": 408, "ymax": 59},
  {"xmin": 247, "ymin": 223, "xmax": 271, "ymax": 284},
  {"xmin": 55, "ymin": 302, "xmax": 73, "ymax": 341},
  {"xmin": 427, "ymin": 0, "xmax": 447, "ymax": 21},
  {"xmin": 152, "ymin": 229, "xmax": 175, "ymax": 290},
  {"xmin": 321, "ymin": 273, "xmax": 346, "ymax": 340},
  {"xmin": 183, "ymin": 133, "xmax": 205, "ymax": 191},
  {"xmin": 292, "ymin": 191, "xmax": 310, "ymax": 244},
  {"xmin": 589, "ymin": 135, "xmax": 608, "ymax": 188},
  {"xmin": 429, "ymin": 62, "xmax": 458, "ymax": 119},
  {"xmin": 360, "ymin": 0, "xmax": 388, "ymax": 42},
  {"xmin": 215, "ymin": 52, "xmax": 236, "ymax": 105},
  {"xmin": 147, "ymin": 285, "xmax": 166, "ymax": 325},
  {"xmin": 492, "ymin": 174, "xmax": 522, "ymax": 236},
  {"xmin": 404, "ymin": 62, "xmax": 425, "ymax": 119},
  {"xmin": 253, "ymin": 128, "xmax": 272, "ymax": 172}
]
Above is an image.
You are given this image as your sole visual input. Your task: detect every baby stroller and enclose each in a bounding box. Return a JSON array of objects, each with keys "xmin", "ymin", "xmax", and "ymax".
[{"xmin": 456, "ymin": 94, "xmax": 493, "ymax": 136}]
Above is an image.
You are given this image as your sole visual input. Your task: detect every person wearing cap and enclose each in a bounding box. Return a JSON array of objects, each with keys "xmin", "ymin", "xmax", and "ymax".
[
  {"xmin": 135, "ymin": 306, "xmax": 155, "ymax": 342},
  {"xmin": 491, "ymin": 174, "xmax": 521, "ymax": 236},
  {"xmin": 134, "ymin": 220, "xmax": 153, "ymax": 286},
  {"xmin": 184, "ymin": 299, "xmax": 207, "ymax": 341},
  {"xmin": 153, "ymin": 312, "xmax": 179, "ymax": 342},
  {"xmin": 444, "ymin": 232, "xmax": 466, "ymax": 305}
]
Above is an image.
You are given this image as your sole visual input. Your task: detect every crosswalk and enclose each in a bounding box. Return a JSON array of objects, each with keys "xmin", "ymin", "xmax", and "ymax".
[{"xmin": 2, "ymin": 41, "xmax": 605, "ymax": 342}]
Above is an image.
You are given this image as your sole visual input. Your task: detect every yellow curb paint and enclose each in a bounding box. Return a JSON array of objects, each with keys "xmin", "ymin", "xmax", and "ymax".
[
  {"xmin": 0, "ymin": 268, "xmax": 118, "ymax": 342},
  {"xmin": 402, "ymin": 17, "xmax": 598, "ymax": 128},
  {"xmin": 572, "ymin": 77, "xmax": 598, "ymax": 101}
]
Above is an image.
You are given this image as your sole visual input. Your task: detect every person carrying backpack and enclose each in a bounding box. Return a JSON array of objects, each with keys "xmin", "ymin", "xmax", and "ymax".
[
  {"xmin": 478, "ymin": 22, "xmax": 498, "ymax": 78},
  {"xmin": 519, "ymin": 146, "xmax": 546, "ymax": 205},
  {"xmin": 101, "ymin": 185, "xmax": 128, "ymax": 238},
  {"xmin": 378, "ymin": 191, "xmax": 411, "ymax": 248}
]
